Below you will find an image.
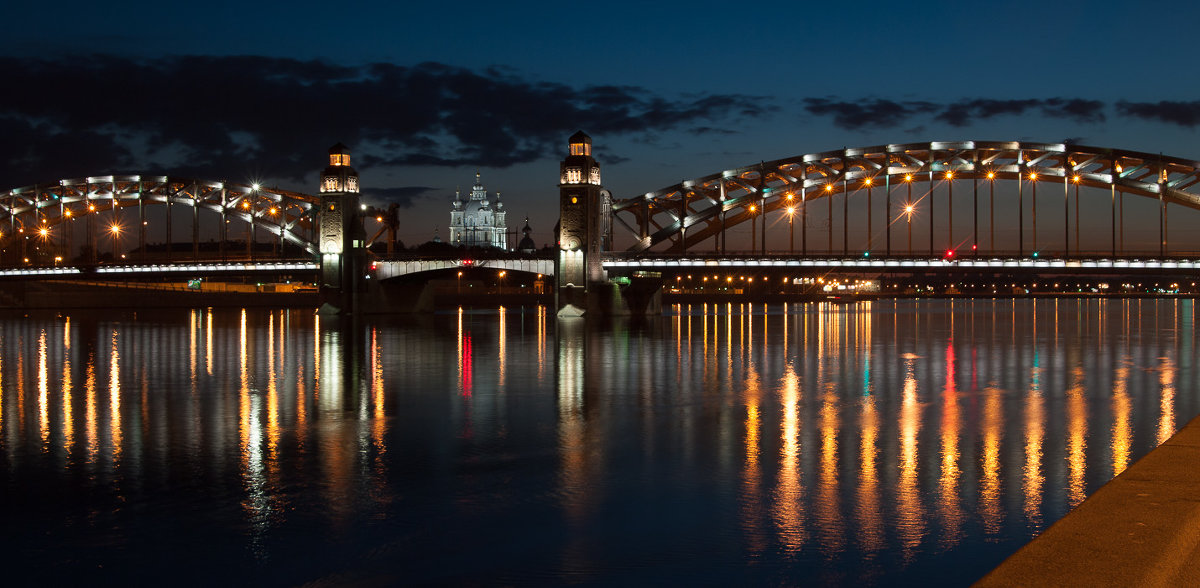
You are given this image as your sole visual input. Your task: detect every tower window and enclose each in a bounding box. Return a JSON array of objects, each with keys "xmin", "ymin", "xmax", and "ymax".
[{"xmin": 570, "ymin": 142, "xmax": 590, "ymax": 156}]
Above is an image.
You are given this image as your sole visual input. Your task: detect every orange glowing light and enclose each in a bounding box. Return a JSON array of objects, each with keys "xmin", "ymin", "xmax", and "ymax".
[
  {"xmin": 1029, "ymin": 172, "xmax": 1038, "ymax": 181},
  {"xmin": 904, "ymin": 174, "xmax": 913, "ymax": 182},
  {"xmin": 987, "ymin": 171, "xmax": 996, "ymax": 180}
]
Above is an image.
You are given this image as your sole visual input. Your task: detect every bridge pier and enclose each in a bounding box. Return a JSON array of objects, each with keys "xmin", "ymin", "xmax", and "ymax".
[
  {"xmin": 316, "ymin": 143, "xmax": 367, "ymax": 315},
  {"xmin": 556, "ymin": 132, "xmax": 661, "ymax": 317}
]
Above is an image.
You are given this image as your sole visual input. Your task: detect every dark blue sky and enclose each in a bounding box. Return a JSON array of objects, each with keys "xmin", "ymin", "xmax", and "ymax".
[{"xmin": 5, "ymin": 1, "xmax": 1200, "ymax": 246}]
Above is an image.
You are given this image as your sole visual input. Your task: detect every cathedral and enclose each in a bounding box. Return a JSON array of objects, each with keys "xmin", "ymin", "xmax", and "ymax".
[{"xmin": 449, "ymin": 173, "xmax": 508, "ymax": 249}]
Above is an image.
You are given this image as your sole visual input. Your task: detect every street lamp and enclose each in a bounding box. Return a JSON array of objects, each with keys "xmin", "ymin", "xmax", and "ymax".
[
  {"xmin": 904, "ymin": 175, "xmax": 914, "ymax": 256},
  {"xmin": 787, "ymin": 206, "xmax": 795, "ymax": 255},
  {"xmin": 905, "ymin": 204, "xmax": 915, "ymax": 256},
  {"xmin": 457, "ymin": 270, "xmax": 463, "ymax": 295},
  {"xmin": 498, "ymin": 270, "xmax": 506, "ymax": 295},
  {"xmin": 1030, "ymin": 172, "xmax": 1039, "ymax": 254},
  {"xmin": 987, "ymin": 171, "xmax": 996, "ymax": 252},
  {"xmin": 748, "ymin": 204, "xmax": 757, "ymax": 255},
  {"xmin": 110, "ymin": 224, "xmax": 121, "ymax": 261}
]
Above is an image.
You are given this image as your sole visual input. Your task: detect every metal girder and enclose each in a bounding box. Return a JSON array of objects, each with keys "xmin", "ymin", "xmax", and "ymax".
[
  {"xmin": 611, "ymin": 141, "xmax": 1200, "ymax": 253},
  {"xmin": 2, "ymin": 175, "xmax": 321, "ymax": 254}
]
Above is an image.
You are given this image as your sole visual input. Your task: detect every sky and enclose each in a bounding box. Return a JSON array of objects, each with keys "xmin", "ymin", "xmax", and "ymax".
[{"xmin": 4, "ymin": 0, "xmax": 1200, "ymax": 249}]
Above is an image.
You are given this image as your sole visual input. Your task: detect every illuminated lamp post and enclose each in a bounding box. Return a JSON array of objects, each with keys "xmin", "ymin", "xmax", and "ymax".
[
  {"xmin": 787, "ymin": 206, "xmax": 795, "ymax": 255},
  {"xmin": 748, "ymin": 204, "xmax": 757, "ymax": 255},
  {"xmin": 110, "ymin": 224, "xmax": 121, "ymax": 262},
  {"xmin": 946, "ymin": 171, "xmax": 954, "ymax": 252},
  {"xmin": 864, "ymin": 177, "xmax": 873, "ymax": 253},
  {"xmin": 904, "ymin": 175, "xmax": 913, "ymax": 256},
  {"xmin": 905, "ymin": 204, "xmax": 914, "ymax": 256},
  {"xmin": 987, "ymin": 171, "xmax": 996, "ymax": 252},
  {"xmin": 1030, "ymin": 171, "xmax": 1038, "ymax": 255},
  {"xmin": 825, "ymin": 183, "xmax": 834, "ymax": 254}
]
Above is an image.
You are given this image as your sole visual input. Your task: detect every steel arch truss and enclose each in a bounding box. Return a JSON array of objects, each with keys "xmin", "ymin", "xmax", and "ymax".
[
  {"xmin": 1, "ymin": 175, "xmax": 320, "ymax": 255},
  {"xmin": 611, "ymin": 141, "xmax": 1200, "ymax": 253}
]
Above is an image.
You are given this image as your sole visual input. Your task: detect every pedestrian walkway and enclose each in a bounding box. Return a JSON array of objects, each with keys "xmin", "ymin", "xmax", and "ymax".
[{"xmin": 975, "ymin": 415, "xmax": 1200, "ymax": 587}]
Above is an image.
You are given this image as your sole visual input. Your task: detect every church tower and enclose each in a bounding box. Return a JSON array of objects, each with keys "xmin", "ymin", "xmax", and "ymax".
[
  {"xmin": 557, "ymin": 131, "xmax": 610, "ymax": 314},
  {"xmin": 317, "ymin": 143, "xmax": 366, "ymax": 314}
]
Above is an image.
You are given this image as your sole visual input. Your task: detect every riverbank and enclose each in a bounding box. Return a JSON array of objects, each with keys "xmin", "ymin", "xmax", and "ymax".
[{"xmin": 975, "ymin": 415, "xmax": 1200, "ymax": 587}]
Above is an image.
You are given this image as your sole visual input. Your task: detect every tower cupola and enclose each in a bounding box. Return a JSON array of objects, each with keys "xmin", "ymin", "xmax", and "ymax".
[{"xmin": 321, "ymin": 142, "xmax": 359, "ymax": 193}]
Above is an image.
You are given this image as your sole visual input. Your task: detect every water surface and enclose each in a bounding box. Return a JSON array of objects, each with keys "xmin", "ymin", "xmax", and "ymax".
[{"xmin": 0, "ymin": 299, "xmax": 1196, "ymax": 585}]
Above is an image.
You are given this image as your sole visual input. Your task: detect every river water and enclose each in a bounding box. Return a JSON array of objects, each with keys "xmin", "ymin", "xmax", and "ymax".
[{"xmin": 0, "ymin": 299, "xmax": 1196, "ymax": 586}]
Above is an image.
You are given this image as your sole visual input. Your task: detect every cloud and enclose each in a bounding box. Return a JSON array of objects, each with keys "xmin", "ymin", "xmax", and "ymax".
[
  {"xmin": 803, "ymin": 98, "xmax": 939, "ymax": 129},
  {"xmin": 0, "ymin": 55, "xmax": 772, "ymax": 194},
  {"xmin": 805, "ymin": 96, "xmax": 1107, "ymax": 130},
  {"xmin": 367, "ymin": 186, "xmax": 440, "ymax": 207},
  {"xmin": 1116, "ymin": 100, "xmax": 1200, "ymax": 128}
]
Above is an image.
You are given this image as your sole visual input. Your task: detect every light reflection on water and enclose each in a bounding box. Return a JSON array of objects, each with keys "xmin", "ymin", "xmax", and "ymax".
[{"xmin": 0, "ymin": 299, "xmax": 1198, "ymax": 586}]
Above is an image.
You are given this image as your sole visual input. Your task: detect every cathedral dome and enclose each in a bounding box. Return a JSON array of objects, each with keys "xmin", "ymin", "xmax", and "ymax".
[{"xmin": 448, "ymin": 172, "xmax": 508, "ymax": 249}]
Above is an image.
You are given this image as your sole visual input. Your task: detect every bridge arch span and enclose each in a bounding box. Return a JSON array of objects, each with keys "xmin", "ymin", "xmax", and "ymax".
[
  {"xmin": 2, "ymin": 175, "xmax": 320, "ymax": 262},
  {"xmin": 372, "ymin": 258, "xmax": 555, "ymax": 281},
  {"xmin": 612, "ymin": 141, "xmax": 1200, "ymax": 256}
]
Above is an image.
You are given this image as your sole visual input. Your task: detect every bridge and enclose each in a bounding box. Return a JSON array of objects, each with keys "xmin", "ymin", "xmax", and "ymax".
[{"xmin": 4, "ymin": 138, "xmax": 1200, "ymax": 314}]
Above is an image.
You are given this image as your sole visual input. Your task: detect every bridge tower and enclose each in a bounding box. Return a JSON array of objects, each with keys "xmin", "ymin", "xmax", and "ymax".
[
  {"xmin": 556, "ymin": 131, "xmax": 612, "ymax": 315},
  {"xmin": 317, "ymin": 142, "xmax": 367, "ymax": 314}
]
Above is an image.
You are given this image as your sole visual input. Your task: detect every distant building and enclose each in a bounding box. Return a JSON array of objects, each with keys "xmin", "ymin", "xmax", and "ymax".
[
  {"xmin": 518, "ymin": 217, "xmax": 536, "ymax": 253},
  {"xmin": 449, "ymin": 173, "xmax": 507, "ymax": 249}
]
